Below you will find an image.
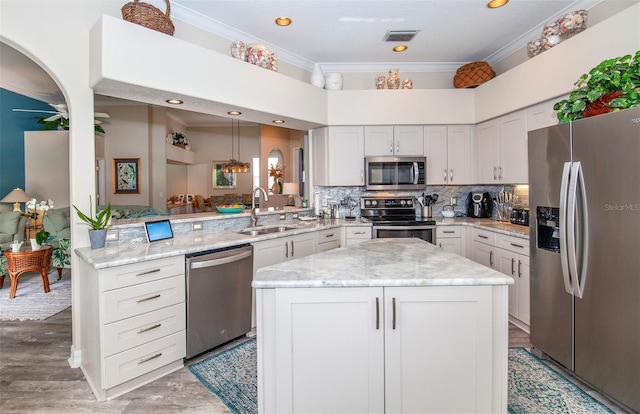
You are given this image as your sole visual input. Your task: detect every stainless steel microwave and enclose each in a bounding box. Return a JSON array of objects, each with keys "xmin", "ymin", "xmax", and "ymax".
[{"xmin": 365, "ymin": 156, "xmax": 426, "ymax": 191}]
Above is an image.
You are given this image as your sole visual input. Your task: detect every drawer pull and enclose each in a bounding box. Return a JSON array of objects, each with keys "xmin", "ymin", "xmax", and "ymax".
[
  {"xmin": 138, "ymin": 353, "xmax": 162, "ymax": 364},
  {"xmin": 325, "ymin": 233, "xmax": 335, "ymax": 238},
  {"xmin": 510, "ymin": 243, "xmax": 525, "ymax": 249},
  {"xmin": 136, "ymin": 268, "xmax": 161, "ymax": 276},
  {"xmin": 353, "ymin": 231, "xmax": 366, "ymax": 235},
  {"xmin": 138, "ymin": 323, "xmax": 162, "ymax": 334},
  {"xmin": 137, "ymin": 294, "xmax": 161, "ymax": 303},
  {"xmin": 478, "ymin": 234, "xmax": 489, "ymax": 239},
  {"xmin": 443, "ymin": 230, "xmax": 455, "ymax": 234}
]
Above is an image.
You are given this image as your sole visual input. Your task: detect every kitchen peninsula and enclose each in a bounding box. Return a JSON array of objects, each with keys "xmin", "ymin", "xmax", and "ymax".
[{"xmin": 254, "ymin": 238, "xmax": 513, "ymax": 413}]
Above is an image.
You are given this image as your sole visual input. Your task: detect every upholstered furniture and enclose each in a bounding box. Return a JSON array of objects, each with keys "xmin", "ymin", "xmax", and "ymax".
[
  {"xmin": 3, "ymin": 246, "xmax": 53, "ymax": 299},
  {"xmin": 0, "ymin": 211, "xmax": 27, "ymax": 250},
  {"xmin": 42, "ymin": 207, "xmax": 71, "ymax": 241}
]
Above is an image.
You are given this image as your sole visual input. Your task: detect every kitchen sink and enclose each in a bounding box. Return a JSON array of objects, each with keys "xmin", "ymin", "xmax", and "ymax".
[{"xmin": 237, "ymin": 226, "xmax": 297, "ymax": 236}]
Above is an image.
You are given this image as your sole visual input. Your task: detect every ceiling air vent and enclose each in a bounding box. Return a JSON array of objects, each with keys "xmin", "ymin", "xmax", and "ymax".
[{"xmin": 384, "ymin": 30, "xmax": 419, "ymax": 42}]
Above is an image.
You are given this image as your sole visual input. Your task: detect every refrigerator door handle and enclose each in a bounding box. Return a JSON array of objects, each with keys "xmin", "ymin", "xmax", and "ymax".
[
  {"xmin": 572, "ymin": 162, "xmax": 590, "ymax": 299},
  {"xmin": 559, "ymin": 161, "xmax": 573, "ymax": 294}
]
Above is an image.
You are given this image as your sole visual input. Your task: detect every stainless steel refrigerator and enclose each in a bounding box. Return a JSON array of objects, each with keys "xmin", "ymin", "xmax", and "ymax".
[{"xmin": 528, "ymin": 106, "xmax": 639, "ymax": 413}]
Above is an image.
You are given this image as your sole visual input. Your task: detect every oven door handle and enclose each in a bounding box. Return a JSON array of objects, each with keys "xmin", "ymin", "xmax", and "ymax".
[{"xmin": 413, "ymin": 162, "xmax": 419, "ymax": 184}]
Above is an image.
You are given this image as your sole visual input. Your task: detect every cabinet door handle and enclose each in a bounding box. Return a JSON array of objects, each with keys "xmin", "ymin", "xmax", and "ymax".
[
  {"xmin": 511, "ymin": 258, "xmax": 515, "ymax": 275},
  {"xmin": 490, "ymin": 251, "xmax": 494, "ymax": 267},
  {"xmin": 375, "ymin": 297, "xmax": 380, "ymax": 330},
  {"xmin": 137, "ymin": 294, "xmax": 161, "ymax": 303},
  {"xmin": 360, "ymin": 170, "xmax": 364, "ymax": 184},
  {"xmin": 499, "ymin": 166, "xmax": 503, "ymax": 180},
  {"xmin": 444, "ymin": 168, "xmax": 448, "ymax": 182},
  {"xmin": 450, "ymin": 169, "xmax": 453, "ymax": 182},
  {"xmin": 138, "ymin": 353, "xmax": 162, "ymax": 364},
  {"xmin": 285, "ymin": 241, "xmax": 289, "ymax": 258},
  {"xmin": 392, "ymin": 297, "xmax": 397, "ymax": 330},
  {"xmin": 493, "ymin": 166, "xmax": 497, "ymax": 180},
  {"xmin": 439, "ymin": 242, "xmax": 442, "ymax": 248},
  {"xmin": 291, "ymin": 240, "xmax": 295, "ymax": 257},
  {"xmin": 137, "ymin": 268, "xmax": 161, "ymax": 276},
  {"xmin": 510, "ymin": 243, "xmax": 524, "ymax": 249},
  {"xmin": 396, "ymin": 142, "xmax": 400, "ymax": 153},
  {"xmin": 478, "ymin": 234, "xmax": 489, "ymax": 239},
  {"xmin": 138, "ymin": 323, "xmax": 161, "ymax": 334},
  {"xmin": 518, "ymin": 260, "xmax": 522, "ymax": 277}
]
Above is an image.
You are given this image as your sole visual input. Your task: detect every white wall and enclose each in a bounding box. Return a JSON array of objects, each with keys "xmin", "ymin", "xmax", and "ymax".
[{"xmin": 24, "ymin": 130, "xmax": 70, "ymax": 208}]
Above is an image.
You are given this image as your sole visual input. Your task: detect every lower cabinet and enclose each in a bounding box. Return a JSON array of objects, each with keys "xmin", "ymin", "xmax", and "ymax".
[
  {"xmin": 342, "ymin": 225, "xmax": 372, "ymax": 246},
  {"xmin": 315, "ymin": 228, "xmax": 341, "ymax": 252},
  {"xmin": 78, "ymin": 256, "xmax": 186, "ymax": 401},
  {"xmin": 471, "ymin": 226, "xmax": 530, "ymax": 328},
  {"xmin": 257, "ymin": 285, "xmax": 507, "ymax": 413},
  {"xmin": 436, "ymin": 225, "xmax": 465, "ymax": 256}
]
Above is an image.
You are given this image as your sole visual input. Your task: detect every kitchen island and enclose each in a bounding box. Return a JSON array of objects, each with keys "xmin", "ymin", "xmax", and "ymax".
[{"xmin": 254, "ymin": 238, "xmax": 513, "ymax": 414}]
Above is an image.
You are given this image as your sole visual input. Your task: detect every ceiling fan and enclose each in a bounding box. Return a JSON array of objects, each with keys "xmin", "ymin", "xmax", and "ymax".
[{"xmin": 12, "ymin": 103, "xmax": 110, "ymax": 125}]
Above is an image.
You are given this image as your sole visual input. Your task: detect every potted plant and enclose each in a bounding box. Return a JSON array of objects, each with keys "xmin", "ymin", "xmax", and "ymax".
[
  {"xmin": 553, "ymin": 50, "xmax": 640, "ymax": 122},
  {"xmin": 73, "ymin": 196, "xmax": 111, "ymax": 249},
  {"xmin": 26, "ymin": 198, "xmax": 53, "ymax": 250}
]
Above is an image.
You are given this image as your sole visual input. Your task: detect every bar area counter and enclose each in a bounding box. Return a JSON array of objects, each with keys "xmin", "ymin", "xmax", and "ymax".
[{"xmin": 254, "ymin": 238, "xmax": 512, "ymax": 414}]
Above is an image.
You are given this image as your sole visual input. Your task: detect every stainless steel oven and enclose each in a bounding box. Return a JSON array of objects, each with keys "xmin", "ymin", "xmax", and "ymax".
[{"xmin": 361, "ymin": 197, "xmax": 436, "ymax": 245}]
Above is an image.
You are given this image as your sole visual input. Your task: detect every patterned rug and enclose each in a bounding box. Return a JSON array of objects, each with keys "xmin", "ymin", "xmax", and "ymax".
[
  {"xmin": 188, "ymin": 342, "xmax": 615, "ymax": 414},
  {"xmin": 0, "ymin": 268, "xmax": 71, "ymax": 321},
  {"xmin": 188, "ymin": 338, "xmax": 257, "ymax": 414},
  {"xmin": 509, "ymin": 347, "xmax": 614, "ymax": 413}
]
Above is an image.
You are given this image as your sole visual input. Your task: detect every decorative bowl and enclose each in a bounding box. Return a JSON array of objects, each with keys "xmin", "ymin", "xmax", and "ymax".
[{"xmin": 216, "ymin": 205, "xmax": 245, "ymax": 214}]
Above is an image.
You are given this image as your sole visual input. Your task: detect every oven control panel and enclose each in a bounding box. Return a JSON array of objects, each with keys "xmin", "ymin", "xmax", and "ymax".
[{"xmin": 361, "ymin": 197, "xmax": 415, "ymax": 209}]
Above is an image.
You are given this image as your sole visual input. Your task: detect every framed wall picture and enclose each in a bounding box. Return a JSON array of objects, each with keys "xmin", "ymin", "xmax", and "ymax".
[
  {"xmin": 213, "ymin": 161, "xmax": 236, "ymax": 189},
  {"xmin": 186, "ymin": 194, "xmax": 194, "ymax": 203},
  {"xmin": 113, "ymin": 158, "xmax": 140, "ymax": 194},
  {"xmin": 178, "ymin": 194, "xmax": 185, "ymax": 203}
]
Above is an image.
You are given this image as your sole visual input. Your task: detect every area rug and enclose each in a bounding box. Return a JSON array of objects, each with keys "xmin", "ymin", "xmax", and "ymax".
[
  {"xmin": 0, "ymin": 268, "xmax": 71, "ymax": 321},
  {"xmin": 188, "ymin": 338, "xmax": 257, "ymax": 414},
  {"xmin": 508, "ymin": 347, "xmax": 614, "ymax": 413},
  {"xmin": 189, "ymin": 341, "xmax": 614, "ymax": 414}
]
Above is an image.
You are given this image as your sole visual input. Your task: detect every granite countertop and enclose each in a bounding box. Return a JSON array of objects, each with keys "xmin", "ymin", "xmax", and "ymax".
[
  {"xmin": 253, "ymin": 238, "xmax": 514, "ymax": 289},
  {"xmin": 435, "ymin": 217, "xmax": 529, "ymax": 238},
  {"xmin": 75, "ymin": 219, "xmax": 357, "ymax": 269}
]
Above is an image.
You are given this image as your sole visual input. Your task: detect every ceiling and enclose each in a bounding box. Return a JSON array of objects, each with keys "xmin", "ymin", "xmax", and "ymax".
[{"xmin": 2, "ymin": 0, "xmax": 604, "ymax": 128}]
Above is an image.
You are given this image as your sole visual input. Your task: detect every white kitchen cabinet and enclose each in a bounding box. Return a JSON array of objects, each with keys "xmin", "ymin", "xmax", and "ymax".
[
  {"xmin": 470, "ymin": 227, "xmax": 530, "ymax": 329},
  {"xmin": 342, "ymin": 225, "xmax": 372, "ymax": 246},
  {"xmin": 475, "ymin": 110, "xmax": 528, "ymax": 184},
  {"xmin": 312, "ymin": 126, "xmax": 365, "ymax": 186},
  {"xmin": 79, "ymin": 256, "xmax": 186, "ymax": 401},
  {"xmin": 436, "ymin": 225, "xmax": 465, "ymax": 256},
  {"xmin": 494, "ymin": 234, "xmax": 530, "ymax": 327},
  {"xmin": 259, "ymin": 285, "xmax": 498, "ymax": 413},
  {"xmin": 315, "ymin": 227, "xmax": 341, "ymax": 252},
  {"xmin": 364, "ymin": 125, "xmax": 424, "ymax": 156},
  {"xmin": 424, "ymin": 125, "xmax": 474, "ymax": 185}
]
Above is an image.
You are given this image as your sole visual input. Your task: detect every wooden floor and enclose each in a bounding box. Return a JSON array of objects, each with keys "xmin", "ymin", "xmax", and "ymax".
[{"xmin": 0, "ymin": 308, "xmax": 627, "ymax": 413}]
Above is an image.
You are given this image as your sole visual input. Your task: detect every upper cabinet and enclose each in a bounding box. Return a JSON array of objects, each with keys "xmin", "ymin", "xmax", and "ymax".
[
  {"xmin": 526, "ymin": 98, "xmax": 559, "ymax": 132},
  {"xmin": 475, "ymin": 110, "xmax": 528, "ymax": 184},
  {"xmin": 424, "ymin": 125, "xmax": 474, "ymax": 185},
  {"xmin": 312, "ymin": 126, "xmax": 365, "ymax": 186},
  {"xmin": 364, "ymin": 126, "xmax": 424, "ymax": 156}
]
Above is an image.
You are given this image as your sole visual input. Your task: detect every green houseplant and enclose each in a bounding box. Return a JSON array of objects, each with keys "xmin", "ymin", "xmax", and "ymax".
[
  {"xmin": 554, "ymin": 50, "xmax": 640, "ymax": 123},
  {"xmin": 73, "ymin": 196, "xmax": 111, "ymax": 249}
]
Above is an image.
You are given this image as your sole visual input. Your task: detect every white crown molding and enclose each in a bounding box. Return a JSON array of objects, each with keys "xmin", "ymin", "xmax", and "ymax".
[{"xmin": 317, "ymin": 62, "xmax": 464, "ymax": 73}]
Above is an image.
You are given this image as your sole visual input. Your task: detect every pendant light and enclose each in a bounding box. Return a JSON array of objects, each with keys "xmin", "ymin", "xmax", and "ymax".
[{"xmin": 222, "ymin": 119, "xmax": 251, "ymax": 173}]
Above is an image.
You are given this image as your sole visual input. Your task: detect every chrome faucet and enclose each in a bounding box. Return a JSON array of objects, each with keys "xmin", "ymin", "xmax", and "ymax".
[{"xmin": 250, "ymin": 187, "xmax": 269, "ymax": 227}]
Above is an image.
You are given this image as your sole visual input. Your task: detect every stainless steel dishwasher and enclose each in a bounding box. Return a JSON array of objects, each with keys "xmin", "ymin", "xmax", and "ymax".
[{"xmin": 185, "ymin": 244, "xmax": 253, "ymax": 359}]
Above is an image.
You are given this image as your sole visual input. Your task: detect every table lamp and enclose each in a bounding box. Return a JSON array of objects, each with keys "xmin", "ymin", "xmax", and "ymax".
[
  {"xmin": 1, "ymin": 188, "xmax": 32, "ymax": 212},
  {"xmin": 282, "ymin": 182, "xmax": 299, "ymax": 206}
]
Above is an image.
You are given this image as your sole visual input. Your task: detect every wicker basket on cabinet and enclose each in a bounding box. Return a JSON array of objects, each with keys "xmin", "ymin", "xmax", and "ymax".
[
  {"xmin": 121, "ymin": 0, "xmax": 175, "ymax": 36},
  {"xmin": 453, "ymin": 61, "xmax": 496, "ymax": 88}
]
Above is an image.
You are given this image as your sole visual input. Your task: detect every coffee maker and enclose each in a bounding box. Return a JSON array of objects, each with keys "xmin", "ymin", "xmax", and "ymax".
[{"xmin": 467, "ymin": 192, "xmax": 493, "ymax": 218}]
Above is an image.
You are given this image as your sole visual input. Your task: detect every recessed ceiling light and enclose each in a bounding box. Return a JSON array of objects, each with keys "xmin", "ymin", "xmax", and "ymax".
[
  {"xmin": 227, "ymin": 111, "xmax": 242, "ymax": 115},
  {"xmin": 275, "ymin": 17, "xmax": 291, "ymax": 26},
  {"xmin": 165, "ymin": 99, "xmax": 183, "ymax": 105},
  {"xmin": 393, "ymin": 45, "xmax": 408, "ymax": 52},
  {"xmin": 487, "ymin": 0, "xmax": 508, "ymax": 8},
  {"xmin": 273, "ymin": 119, "xmax": 285, "ymax": 124}
]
